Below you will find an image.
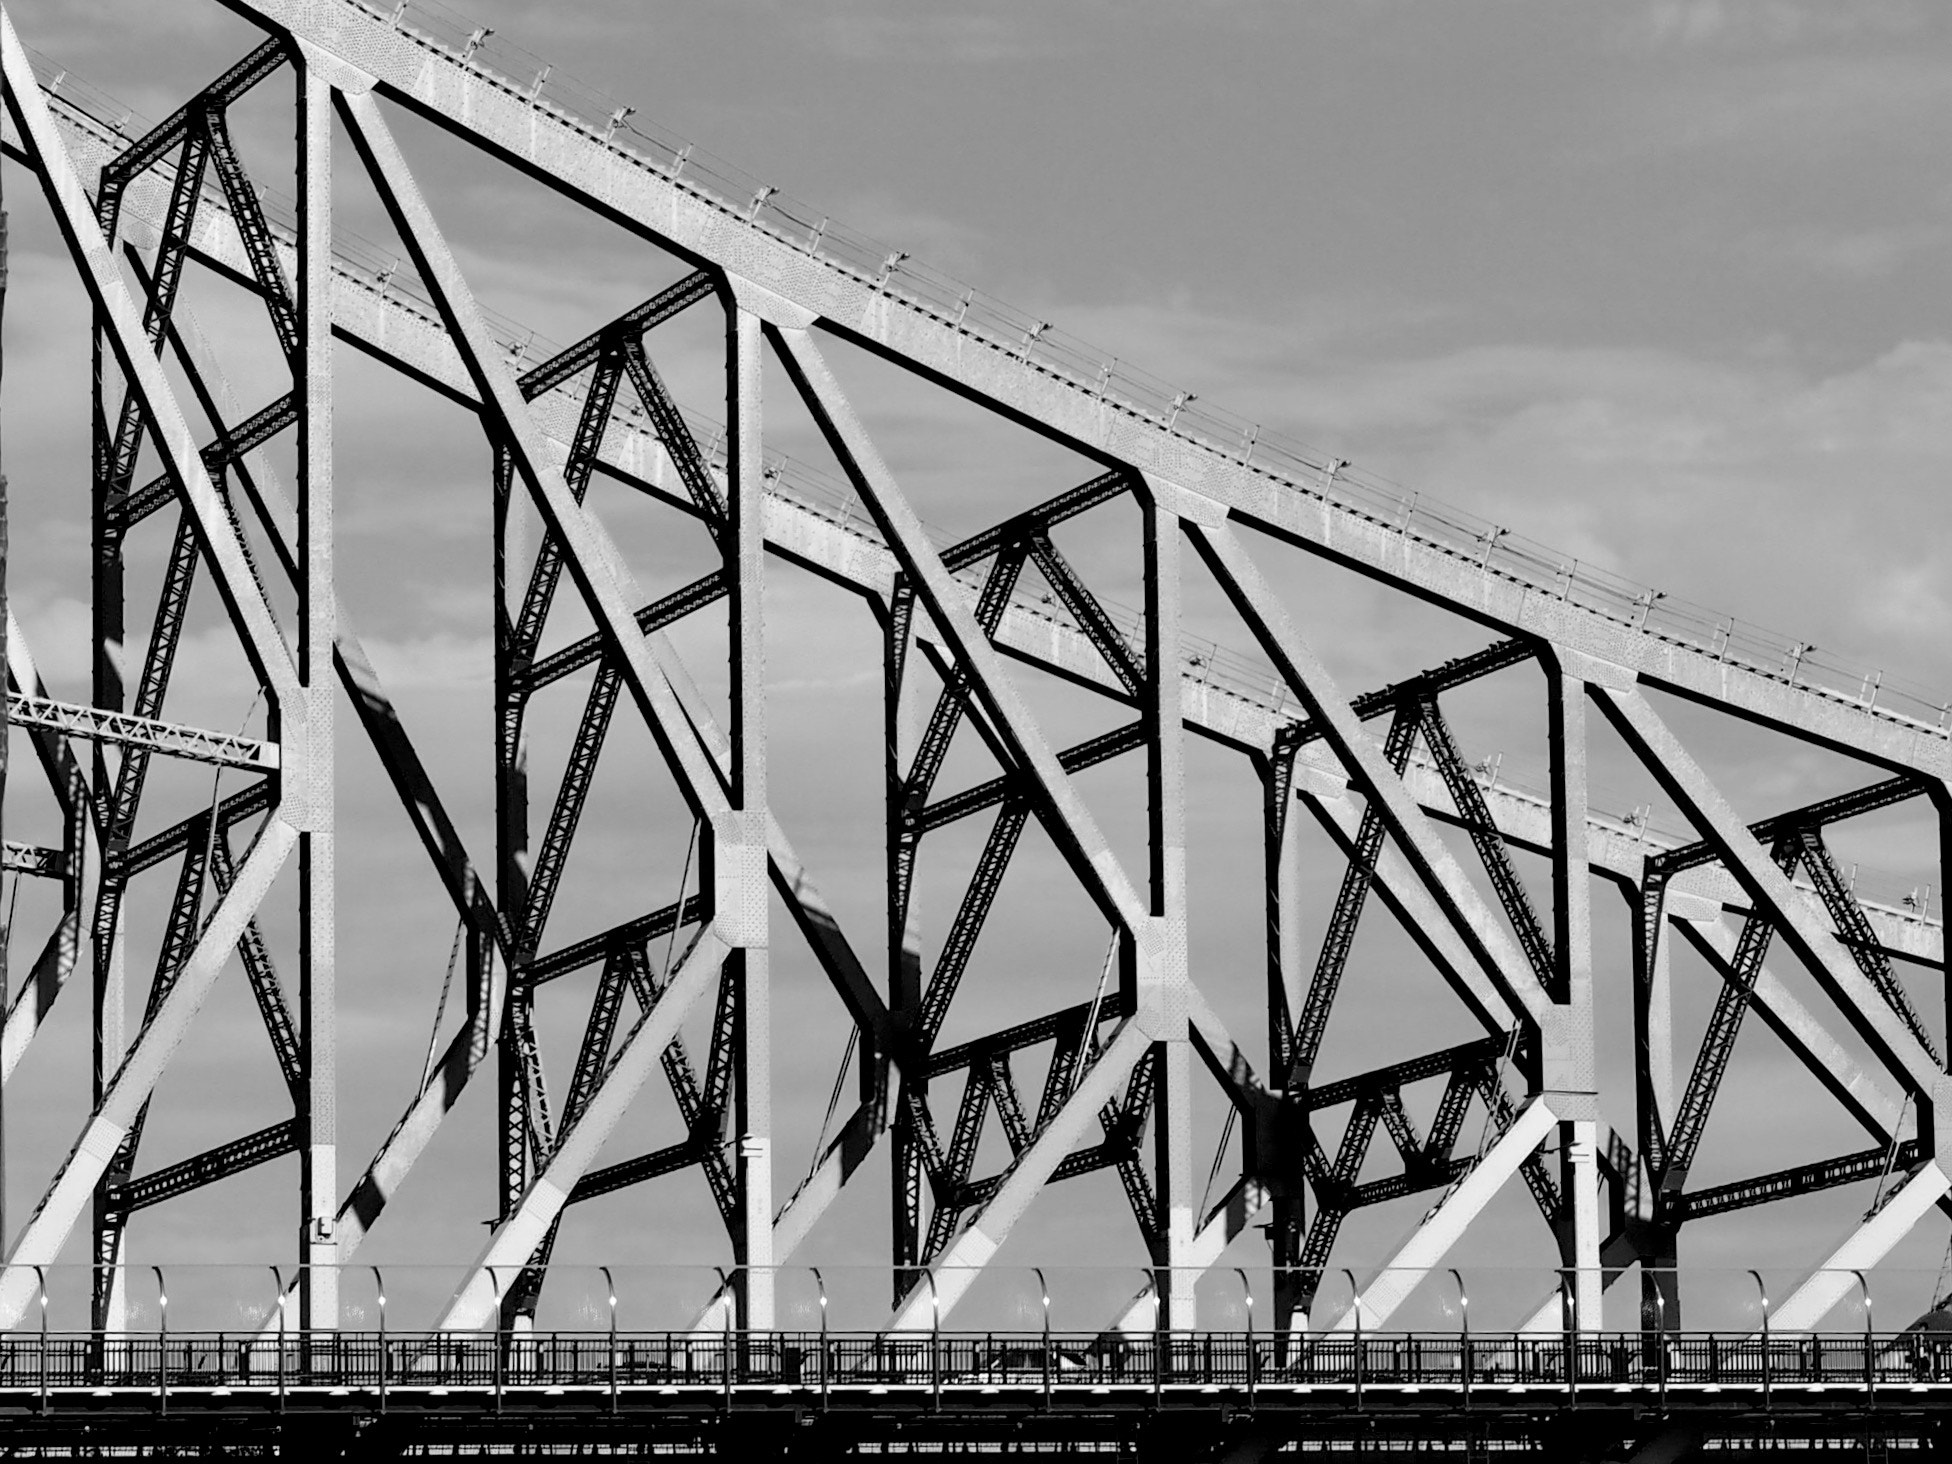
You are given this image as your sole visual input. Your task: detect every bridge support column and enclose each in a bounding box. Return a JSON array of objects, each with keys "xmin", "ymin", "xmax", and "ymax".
[
  {"xmin": 294, "ymin": 52, "xmax": 338, "ymax": 1335},
  {"xmin": 1142, "ymin": 489, "xmax": 1195, "ymax": 1330},
  {"xmin": 1547, "ymin": 670, "xmax": 1600, "ymax": 1332},
  {"xmin": 725, "ymin": 299, "xmax": 772, "ymax": 1334}
]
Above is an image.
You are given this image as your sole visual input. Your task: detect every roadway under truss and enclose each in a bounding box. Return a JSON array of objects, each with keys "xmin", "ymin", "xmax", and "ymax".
[{"xmin": 0, "ymin": 9, "xmax": 1949, "ymax": 1449}]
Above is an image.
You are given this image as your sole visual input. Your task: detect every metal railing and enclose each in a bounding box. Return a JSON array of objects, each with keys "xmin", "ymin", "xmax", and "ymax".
[{"xmin": 1, "ymin": 1329, "xmax": 1950, "ymax": 1397}]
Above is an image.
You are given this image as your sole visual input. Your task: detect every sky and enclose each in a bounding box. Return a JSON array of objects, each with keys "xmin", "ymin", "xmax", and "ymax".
[{"xmin": 2, "ymin": 0, "xmax": 1952, "ymax": 1332}]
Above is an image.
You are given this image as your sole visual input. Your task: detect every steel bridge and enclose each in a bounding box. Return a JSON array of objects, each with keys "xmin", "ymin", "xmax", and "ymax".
[{"xmin": 0, "ymin": 0, "xmax": 1949, "ymax": 1456}]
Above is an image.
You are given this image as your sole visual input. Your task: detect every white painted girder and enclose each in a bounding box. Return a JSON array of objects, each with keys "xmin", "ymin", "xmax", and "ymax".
[
  {"xmin": 209, "ymin": 0, "xmax": 1952, "ymax": 773},
  {"xmin": 38, "ymin": 76, "xmax": 1936, "ymax": 977}
]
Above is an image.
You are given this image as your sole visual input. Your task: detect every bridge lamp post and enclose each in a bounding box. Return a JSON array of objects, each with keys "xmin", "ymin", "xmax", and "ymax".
[
  {"xmin": 371, "ymin": 1266, "xmax": 386, "ymax": 1413},
  {"xmin": 1235, "ymin": 1268, "xmax": 1255, "ymax": 1404},
  {"xmin": 1853, "ymin": 1268, "xmax": 1873, "ymax": 1400},
  {"xmin": 808, "ymin": 1266, "xmax": 827, "ymax": 1408},
  {"xmin": 597, "ymin": 1265, "xmax": 616, "ymax": 1414},
  {"xmin": 151, "ymin": 1266, "xmax": 166, "ymax": 1415},
  {"xmin": 1032, "ymin": 1267, "xmax": 1050, "ymax": 1405},
  {"xmin": 1449, "ymin": 1268, "xmax": 1469, "ymax": 1406},
  {"xmin": 1749, "ymin": 1269, "xmax": 1770, "ymax": 1409}
]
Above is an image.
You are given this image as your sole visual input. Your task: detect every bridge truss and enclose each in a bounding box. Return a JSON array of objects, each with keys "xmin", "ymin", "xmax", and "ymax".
[{"xmin": 0, "ymin": 3, "xmax": 1947, "ymax": 1433}]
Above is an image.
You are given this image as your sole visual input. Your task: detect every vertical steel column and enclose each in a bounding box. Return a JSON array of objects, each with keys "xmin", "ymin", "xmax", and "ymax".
[
  {"xmin": 491, "ymin": 440, "xmax": 530, "ymax": 1259},
  {"xmin": 1632, "ymin": 872, "xmax": 1679, "ymax": 1330},
  {"xmin": 1263, "ymin": 743, "xmax": 1306, "ymax": 1336},
  {"xmin": 0, "ymin": 163, "xmax": 7, "ymax": 1256},
  {"xmin": 725, "ymin": 301, "xmax": 772, "ymax": 1331},
  {"xmin": 1142, "ymin": 491, "xmax": 1195, "ymax": 1329},
  {"xmin": 88, "ymin": 244, "xmax": 129, "ymax": 1344},
  {"xmin": 884, "ymin": 579, "xmax": 923, "ymax": 1301},
  {"xmin": 295, "ymin": 57, "xmax": 338, "ymax": 1331},
  {"xmin": 1546, "ymin": 671, "xmax": 1600, "ymax": 1332}
]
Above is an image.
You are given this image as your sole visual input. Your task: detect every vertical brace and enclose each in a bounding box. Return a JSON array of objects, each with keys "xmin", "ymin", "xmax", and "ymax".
[
  {"xmin": 724, "ymin": 299, "xmax": 772, "ymax": 1329},
  {"xmin": 1141, "ymin": 488, "xmax": 1193, "ymax": 1325},
  {"xmin": 295, "ymin": 57, "xmax": 339, "ymax": 1330}
]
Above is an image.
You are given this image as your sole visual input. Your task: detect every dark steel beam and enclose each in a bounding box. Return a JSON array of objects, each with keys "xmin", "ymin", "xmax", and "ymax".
[{"xmin": 106, "ymin": 1119, "xmax": 298, "ymax": 1213}]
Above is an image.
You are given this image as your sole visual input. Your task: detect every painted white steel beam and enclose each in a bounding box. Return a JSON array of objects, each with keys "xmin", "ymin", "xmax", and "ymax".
[
  {"xmin": 772, "ymin": 324, "xmax": 1153, "ymax": 948},
  {"xmin": 1592, "ymin": 681, "xmax": 1942, "ymax": 1094},
  {"xmin": 1768, "ymin": 1162, "xmax": 1952, "ymax": 1333},
  {"xmin": 2, "ymin": 613, "xmax": 101, "ymax": 1085},
  {"xmin": 211, "ymin": 0, "xmax": 1949, "ymax": 773},
  {"xmin": 0, "ymin": 10, "xmax": 298, "ymax": 704},
  {"xmin": 1178, "ymin": 505, "xmax": 1551, "ymax": 1026},
  {"xmin": 0, "ymin": 817, "xmax": 297, "ymax": 1326},
  {"xmin": 1326, "ymin": 1096, "xmax": 1559, "ymax": 1334},
  {"xmin": 437, "ymin": 930, "xmax": 729, "ymax": 1332},
  {"xmin": 886, "ymin": 1020, "xmax": 1152, "ymax": 1333},
  {"xmin": 335, "ymin": 88, "xmax": 731, "ymax": 829}
]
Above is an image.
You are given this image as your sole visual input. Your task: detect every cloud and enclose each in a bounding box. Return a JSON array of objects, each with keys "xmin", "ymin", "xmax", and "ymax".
[
  {"xmin": 1613, "ymin": 52, "xmax": 1952, "ymax": 157},
  {"xmin": 1738, "ymin": 221, "xmax": 1952, "ymax": 280},
  {"xmin": 805, "ymin": 13, "xmax": 1055, "ymax": 65},
  {"xmin": 1631, "ymin": 0, "xmax": 1935, "ymax": 51}
]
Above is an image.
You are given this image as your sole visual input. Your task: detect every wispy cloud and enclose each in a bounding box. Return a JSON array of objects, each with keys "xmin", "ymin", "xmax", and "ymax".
[
  {"xmin": 1631, "ymin": 0, "xmax": 1936, "ymax": 52},
  {"xmin": 806, "ymin": 13, "xmax": 1056, "ymax": 65}
]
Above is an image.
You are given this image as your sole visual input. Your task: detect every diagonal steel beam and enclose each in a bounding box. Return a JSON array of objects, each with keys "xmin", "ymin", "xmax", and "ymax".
[
  {"xmin": 436, "ymin": 928, "xmax": 729, "ymax": 1331},
  {"xmin": 0, "ymin": 814, "xmax": 296, "ymax": 1325},
  {"xmin": 1592, "ymin": 681, "xmax": 1942, "ymax": 1092},
  {"xmin": 1179, "ymin": 507, "xmax": 1551, "ymax": 1024},
  {"xmin": 337, "ymin": 88, "xmax": 728, "ymax": 827},
  {"xmin": 1, "ymin": 15, "xmax": 297, "ymax": 700},
  {"xmin": 886, "ymin": 1018, "xmax": 1152, "ymax": 1332},
  {"xmin": 1289, "ymin": 702, "xmax": 1421, "ymax": 1087},
  {"xmin": 773, "ymin": 326, "xmax": 1153, "ymax": 947},
  {"xmin": 1662, "ymin": 842, "xmax": 1796, "ymax": 1192},
  {"xmin": 1326, "ymin": 1096, "xmax": 1558, "ymax": 1332},
  {"xmin": 1672, "ymin": 915, "xmax": 1906, "ymax": 1144},
  {"xmin": 1293, "ymin": 772, "xmax": 1513, "ymax": 1036}
]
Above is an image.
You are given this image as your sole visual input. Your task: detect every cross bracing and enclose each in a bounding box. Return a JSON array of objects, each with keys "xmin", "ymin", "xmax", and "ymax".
[{"xmin": 0, "ymin": 0, "xmax": 1944, "ymax": 1371}]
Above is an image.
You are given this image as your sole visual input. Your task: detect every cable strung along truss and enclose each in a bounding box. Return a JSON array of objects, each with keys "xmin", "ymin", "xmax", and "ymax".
[{"xmin": 0, "ymin": 0, "xmax": 1948, "ymax": 1345}]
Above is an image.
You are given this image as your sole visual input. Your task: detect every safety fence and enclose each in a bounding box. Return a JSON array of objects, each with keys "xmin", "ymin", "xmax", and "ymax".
[{"xmin": 0, "ymin": 1329, "xmax": 1949, "ymax": 1397}]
